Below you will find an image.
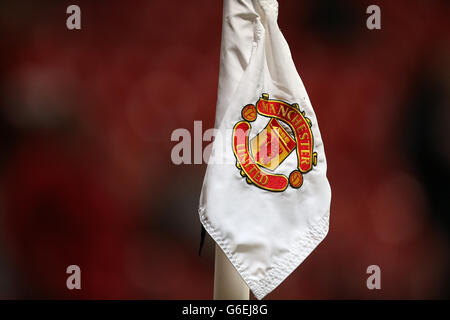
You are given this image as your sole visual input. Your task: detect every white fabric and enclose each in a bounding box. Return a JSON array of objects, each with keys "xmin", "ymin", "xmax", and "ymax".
[{"xmin": 199, "ymin": 0, "xmax": 331, "ymax": 299}]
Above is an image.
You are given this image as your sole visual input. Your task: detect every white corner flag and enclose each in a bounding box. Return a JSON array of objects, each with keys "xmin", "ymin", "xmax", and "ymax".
[{"xmin": 199, "ymin": 0, "xmax": 331, "ymax": 299}]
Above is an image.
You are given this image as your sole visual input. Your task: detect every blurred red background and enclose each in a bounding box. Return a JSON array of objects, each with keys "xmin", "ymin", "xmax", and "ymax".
[{"xmin": 0, "ymin": 0, "xmax": 449, "ymax": 299}]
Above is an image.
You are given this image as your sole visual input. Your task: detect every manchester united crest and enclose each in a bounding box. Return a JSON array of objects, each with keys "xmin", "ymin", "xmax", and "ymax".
[{"xmin": 232, "ymin": 93, "xmax": 318, "ymax": 192}]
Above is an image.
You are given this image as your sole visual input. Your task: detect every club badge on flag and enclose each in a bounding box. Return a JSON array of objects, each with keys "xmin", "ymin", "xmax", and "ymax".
[
  {"xmin": 233, "ymin": 94, "xmax": 317, "ymax": 192},
  {"xmin": 199, "ymin": 0, "xmax": 331, "ymax": 299}
]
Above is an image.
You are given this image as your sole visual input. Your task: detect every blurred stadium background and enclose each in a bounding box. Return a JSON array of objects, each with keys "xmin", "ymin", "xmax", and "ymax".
[{"xmin": 0, "ymin": 0, "xmax": 449, "ymax": 299}]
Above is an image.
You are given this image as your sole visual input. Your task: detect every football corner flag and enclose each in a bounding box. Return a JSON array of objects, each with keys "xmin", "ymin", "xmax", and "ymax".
[{"xmin": 199, "ymin": 0, "xmax": 331, "ymax": 300}]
